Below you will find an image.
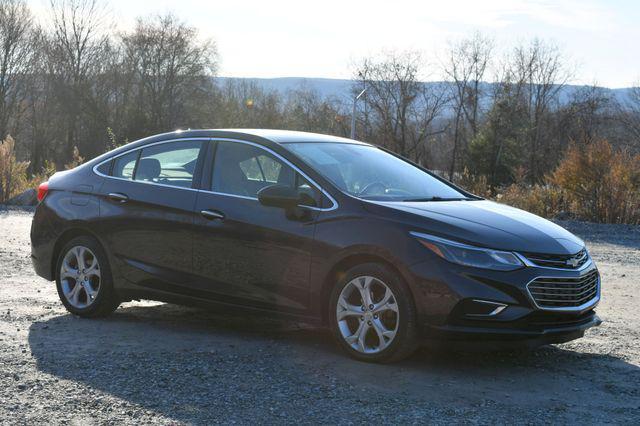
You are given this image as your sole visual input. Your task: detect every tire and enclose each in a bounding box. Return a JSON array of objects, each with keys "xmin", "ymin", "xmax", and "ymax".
[
  {"xmin": 55, "ymin": 235, "xmax": 120, "ymax": 318},
  {"xmin": 329, "ymin": 263, "xmax": 419, "ymax": 363}
]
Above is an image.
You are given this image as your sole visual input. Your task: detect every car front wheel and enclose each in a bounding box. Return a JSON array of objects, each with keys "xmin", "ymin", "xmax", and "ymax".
[{"xmin": 329, "ymin": 263, "xmax": 419, "ymax": 363}]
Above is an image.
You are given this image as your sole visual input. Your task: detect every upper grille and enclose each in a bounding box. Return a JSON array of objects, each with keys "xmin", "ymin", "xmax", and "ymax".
[
  {"xmin": 523, "ymin": 248, "xmax": 589, "ymax": 270},
  {"xmin": 527, "ymin": 269, "xmax": 599, "ymax": 309}
]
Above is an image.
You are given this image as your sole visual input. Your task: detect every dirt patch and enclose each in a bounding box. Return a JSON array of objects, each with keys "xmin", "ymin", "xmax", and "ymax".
[{"xmin": 1, "ymin": 209, "xmax": 639, "ymax": 424}]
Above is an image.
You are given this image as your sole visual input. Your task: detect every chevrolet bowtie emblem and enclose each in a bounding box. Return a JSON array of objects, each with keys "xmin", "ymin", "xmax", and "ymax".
[{"xmin": 566, "ymin": 257, "xmax": 580, "ymax": 267}]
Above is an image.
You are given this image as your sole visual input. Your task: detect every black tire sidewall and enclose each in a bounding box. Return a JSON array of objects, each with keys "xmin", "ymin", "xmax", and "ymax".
[
  {"xmin": 55, "ymin": 235, "xmax": 117, "ymax": 317},
  {"xmin": 329, "ymin": 262, "xmax": 417, "ymax": 363}
]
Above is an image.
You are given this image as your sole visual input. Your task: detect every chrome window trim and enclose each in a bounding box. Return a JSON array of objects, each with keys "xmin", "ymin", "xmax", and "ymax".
[
  {"xmin": 91, "ymin": 136, "xmax": 339, "ymax": 212},
  {"xmin": 199, "ymin": 191, "xmax": 258, "ymax": 202},
  {"xmin": 525, "ymin": 269, "xmax": 600, "ymax": 312},
  {"xmin": 92, "ymin": 137, "xmax": 211, "ymax": 183},
  {"xmin": 92, "ymin": 137, "xmax": 210, "ymax": 190}
]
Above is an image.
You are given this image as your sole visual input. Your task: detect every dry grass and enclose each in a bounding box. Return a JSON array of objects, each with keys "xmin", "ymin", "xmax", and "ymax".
[
  {"xmin": 0, "ymin": 136, "xmax": 30, "ymax": 203},
  {"xmin": 0, "ymin": 136, "xmax": 71, "ymax": 203},
  {"xmin": 497, "ymin": 184, "xmax": 567, "ymax": 219},
  {"xmin": 462, "ymin": 139, "xmax": 640, "ymax": 224},
  {"xmin": 550, "ymin": 140, "xmax": 640, "ymax": 224}
]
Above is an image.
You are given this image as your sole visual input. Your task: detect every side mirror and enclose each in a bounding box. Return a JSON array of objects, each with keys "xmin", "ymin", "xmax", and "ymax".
[{"xmin": 257, "ymin": 184, "xmax": 300, "ymax": 209}]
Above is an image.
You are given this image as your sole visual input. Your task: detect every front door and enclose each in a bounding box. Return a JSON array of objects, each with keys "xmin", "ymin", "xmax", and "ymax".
[{"xmin": 192, "ymin": 140, "xmax": 323, "ymax": 314}]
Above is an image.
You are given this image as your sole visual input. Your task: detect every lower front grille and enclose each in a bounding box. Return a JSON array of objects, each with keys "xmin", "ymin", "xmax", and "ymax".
[
  {"xmin": 527, "ymin": 269, "xmax": 599, "ymax": 309},
  {"xmin": 526, "ymin": 310, "xmax": 597, "ymax": 328}
]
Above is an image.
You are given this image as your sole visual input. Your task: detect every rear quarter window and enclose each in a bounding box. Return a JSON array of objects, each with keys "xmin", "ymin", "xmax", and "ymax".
[
  {"xmin": 112, "ymin": 150, "xmax": 139, "ymax": 180},
  {"xmin": 95, "ymin": 160, "xmax": 111, "ymax": 175}
]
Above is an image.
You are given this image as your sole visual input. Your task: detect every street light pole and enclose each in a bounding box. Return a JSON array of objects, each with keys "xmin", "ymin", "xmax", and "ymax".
[{"xmin": 350, "ymin": 88, "xmax": 366, "ymax": 140}]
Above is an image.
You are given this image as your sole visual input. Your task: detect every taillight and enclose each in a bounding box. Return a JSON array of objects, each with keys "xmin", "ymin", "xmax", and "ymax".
[{"xmin": 37, "ymin": 181, "xmax": 49, "ymax": 202}]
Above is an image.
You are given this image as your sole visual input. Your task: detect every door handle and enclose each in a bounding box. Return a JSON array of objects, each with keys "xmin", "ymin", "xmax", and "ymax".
[
  {"xmin": 200, "ymin": 209, "xmax": 225, "ymax": 220},
  {"xmin": 108, "ymin": 192, "xmax": 129, "ymax": 203}
]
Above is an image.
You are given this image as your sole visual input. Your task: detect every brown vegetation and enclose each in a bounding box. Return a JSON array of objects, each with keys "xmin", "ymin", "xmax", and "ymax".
[
  {"xmin": 0, "ymin": 136, "xmax": 28, "ymax": 202},
  {"xmin": 550, "ymin": 140, "xmax": 640, "ymax": 224},
  {"xmin": 484, "ymin": 140, "xmax": 640, "ymax": 224}
]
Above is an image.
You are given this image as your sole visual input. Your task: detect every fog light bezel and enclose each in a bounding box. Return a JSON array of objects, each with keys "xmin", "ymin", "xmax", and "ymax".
[{"xmin": 464, "ymin": 299, "xmax": 508, "ymax": 317}]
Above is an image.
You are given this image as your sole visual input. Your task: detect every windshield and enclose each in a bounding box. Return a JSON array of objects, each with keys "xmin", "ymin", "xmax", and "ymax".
[{"xmin": 286, "ymin": 142, "xmax": 471, "ymax": 201}]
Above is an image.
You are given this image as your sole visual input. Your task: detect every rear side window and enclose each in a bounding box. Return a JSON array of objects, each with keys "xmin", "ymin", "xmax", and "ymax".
[
  {"xmin": 134, "ymin": 141, "xmax": 203, "ymax": 188},
  {"xmin": 112, "ymin": 150, "xmax": 139, "ymax": 180}
]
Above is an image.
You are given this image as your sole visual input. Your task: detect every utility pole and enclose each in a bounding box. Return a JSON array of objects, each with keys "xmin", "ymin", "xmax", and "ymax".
[{"xmin": 350, "ymin": 88, "xmax": 366, "ymax": 140}]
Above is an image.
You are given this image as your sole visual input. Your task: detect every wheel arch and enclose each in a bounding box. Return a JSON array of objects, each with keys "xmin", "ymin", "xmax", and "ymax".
[
  {"xmin": 319, "ymin": 251, "xmax": 417, "ymax": 326},
  {"xmin": 50, "ymin": 226, "xmax": 106, "ymax": 279}
]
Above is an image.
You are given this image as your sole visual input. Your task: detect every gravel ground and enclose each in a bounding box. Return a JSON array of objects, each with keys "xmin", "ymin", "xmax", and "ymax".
[{"xmin": 0, "ymin": 208, "xmax": 639, "ymax": 424}]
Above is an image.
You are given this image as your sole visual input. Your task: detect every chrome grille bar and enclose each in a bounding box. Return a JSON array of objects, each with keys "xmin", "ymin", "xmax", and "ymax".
[
  {"xmin": 522, "ymin": 248, "xmax": 589, "ymax": 270},
  {"xmin": 526, "ymin": 269, "xmax": 599, "ymax": 310}
]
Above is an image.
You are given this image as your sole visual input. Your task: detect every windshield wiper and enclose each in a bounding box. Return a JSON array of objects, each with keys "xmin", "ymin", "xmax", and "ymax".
[{"xmin": 402, "ymin": 197, "xmax": 472, "ymax": 202}]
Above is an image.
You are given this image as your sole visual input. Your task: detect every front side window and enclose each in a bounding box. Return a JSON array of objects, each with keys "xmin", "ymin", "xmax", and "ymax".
[
  {"xmin": 239, "ymin": 154, "xmax": 282, "ymax": 183},
  {"xmin": 212, "ymin": 141, "xmax": 318, "ymax": 206},
  {"xmin": 134, "ymin": 141, "xmax": 203, "ymax": 188},
  {"xmin": 286, "ymin": 142, "xmax": 470, "ymax": 202}
]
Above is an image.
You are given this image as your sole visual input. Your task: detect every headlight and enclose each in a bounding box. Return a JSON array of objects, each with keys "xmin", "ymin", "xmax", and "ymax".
[{"xmin": 410, "ymin": 232, "xmax": 524, "ymax": 271}]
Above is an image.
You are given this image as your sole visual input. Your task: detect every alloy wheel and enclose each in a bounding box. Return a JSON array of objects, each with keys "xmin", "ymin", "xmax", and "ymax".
[
  {"xmin": 59, "ymin": 246, "xmax": 101, "ymax": 309},
  {"xmin": 336, "ymin": 275, "xmax": 399, "ymax": 354}
]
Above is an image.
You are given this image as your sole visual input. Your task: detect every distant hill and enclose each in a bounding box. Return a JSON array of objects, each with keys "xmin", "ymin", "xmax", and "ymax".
[
  {"xmin": 215, "ymin": 76, "xmax": 635, "ymax": 108},
  {"xmin": 215, "ymin": 77, "xmax": 354, "ymax": 101}
]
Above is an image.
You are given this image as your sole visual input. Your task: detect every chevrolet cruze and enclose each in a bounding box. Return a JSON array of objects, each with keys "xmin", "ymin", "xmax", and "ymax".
[{"xmin": 30, "ymin": 129, "xmax": 601, "ymax": 362}]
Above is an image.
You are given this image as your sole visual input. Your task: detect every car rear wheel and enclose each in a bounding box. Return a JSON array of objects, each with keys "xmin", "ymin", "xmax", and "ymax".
[
  {"xmin": 55, "ymin": 236, "xmax": 120, "ymax": 317},
  {"xmin": 329, "ymin": 263, "xmax": 419, "ymax": 363}
]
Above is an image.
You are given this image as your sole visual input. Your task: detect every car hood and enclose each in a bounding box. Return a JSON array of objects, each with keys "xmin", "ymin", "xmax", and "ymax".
[{"xmin": 373, "ymin": 199, "xmax": 584, "ymax": 255}]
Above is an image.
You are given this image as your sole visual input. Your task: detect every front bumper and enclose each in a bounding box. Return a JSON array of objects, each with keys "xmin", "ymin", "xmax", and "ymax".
[
  {"xmin": 407, "ymin": 252, "xmax": 602, "ymax": 347},
  {"xmin": 424, "ymin": 310, "xmax": 601, "ymax": 349}
]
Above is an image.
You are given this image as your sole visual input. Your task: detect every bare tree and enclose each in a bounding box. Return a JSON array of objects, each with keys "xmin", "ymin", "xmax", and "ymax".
[
  {"xmin": 443, "ymin": 32, "xmax": 494, "ymax": 180},
  {"xmin": 557, "ymin": 85, "xmax": 613, "ymax": 144},
  {"xmin": 119, "ymin": 14, "xmax": 218, "ymax": 137},
  {"xmin": 22, "ymin": 28, "xmax": 58, "ymax": 172},
  {"xmin": 617, "ymin": 84, "xmax": 640, "ymax": 148},
  {"xmin": 46, "ymin": 0, "xmax": 111, "ymax": 156},
  {"xmin": 354, "ymin": 51, "xmax": 420, "ymax": 156},
  {"xmin": 406, "ymin": 83, "xmax": 448, "ymax": 164},
  {"xmin": 353, "ymin": 51, "xmax": 446, "ymax": 163},
  {"xmin": 0, "ymin": 0, "xmax": 35, "ymax": 139},
  {"xmin": 506, "ymin": 38, "xmax": 572, "ymax": 182},
  {"xmin": 283, "ymin": 87, "xmax": 349, "ymax": 136}
]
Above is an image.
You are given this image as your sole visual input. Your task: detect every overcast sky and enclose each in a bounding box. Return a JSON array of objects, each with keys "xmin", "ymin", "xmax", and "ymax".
[{"xmin": 31, "ymin": 0, "xmax": 640, "ymax": 88}]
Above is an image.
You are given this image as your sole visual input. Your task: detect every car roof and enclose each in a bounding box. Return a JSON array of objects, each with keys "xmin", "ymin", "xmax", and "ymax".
[
  {"xmin": 218, "ymin": 129, "xmax": 367, "ymax": 145},
  {"xmin": 84, "ymin": 129, "xmax": 372, "ymax": 169},
  {"xmin": 140, "ymin": 129, "xmax": 370, "ymax": 145}
]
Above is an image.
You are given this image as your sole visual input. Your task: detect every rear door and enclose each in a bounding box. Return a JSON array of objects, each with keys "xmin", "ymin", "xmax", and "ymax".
[
  {"xmin": 98, "ymin": 139, "xmax": 207, "ymax": 288},
  {"xmin": 191, "ymin": 139, "xmax": 328, "ymax": 313}
]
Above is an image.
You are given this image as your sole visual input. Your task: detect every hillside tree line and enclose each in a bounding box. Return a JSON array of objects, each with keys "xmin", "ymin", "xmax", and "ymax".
[{"xmin": 0, "ymin": 0, "xmax": 639, "ymax": 223}]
